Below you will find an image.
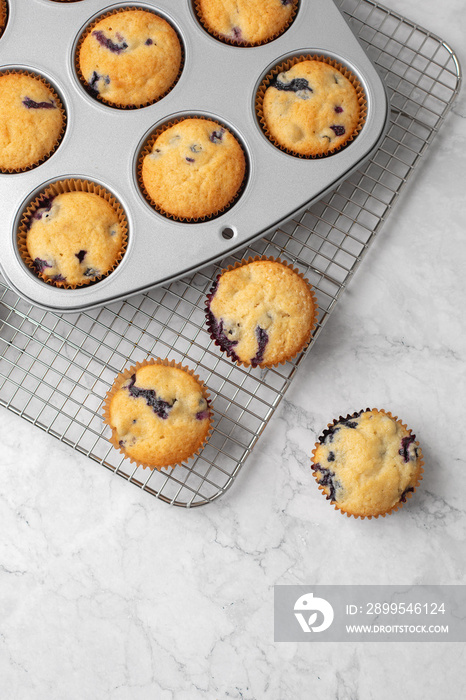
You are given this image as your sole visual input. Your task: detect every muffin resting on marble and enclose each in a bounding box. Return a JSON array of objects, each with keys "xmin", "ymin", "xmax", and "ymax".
[
  {"xmin": 78, "ymin": 9, "xmax": 182, "ymax": 106},
  {"xmin": 311, "ymin": 409, "xmax": 423, "ymax": 518},
  {"xmin": 141, "ymin": 117, "xmax": 246, "ymax": 219},
  {"xmin": 196, "ymin": 0, "xmax": 297, "ymax": 45},
  {"xmin": 206, "ymin": 259, "xmax": 317, "ymax": 367},
  {"xmin": 104, "ymin": 361, "xmax": 212, "ymax": 469},
  {"xmin": 261, "ymin": 59, "xmax": 361, "ymax": 156},
  {"xmin": 25, "ymin": 191, "xmax": 124, "ymax": 286},
  {"xmin": 0, "ymin": 72, "xmax": 64, "ymax": 171}
]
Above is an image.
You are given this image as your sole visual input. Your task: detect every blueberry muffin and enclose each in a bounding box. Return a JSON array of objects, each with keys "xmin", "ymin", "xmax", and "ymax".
[
  {"xmin": 0, "ymin": 71, "xmax": 65, "ymax": 172},
  {"xmin": 0, "ymin": 1, "xmax": 8, "ymax": 39},
  {"xmin": 196, "ymin": 0, "xmax": 297, "ymax": 45},
  {"xmin": 260, "ymin": 58, "xmax": 362, "ymax": 156},
  {"xmin": 140, "ymin": 118, "xmax": 246, "ymax": 220},
  {"xmin": 206, "ymin": 259, "xmax": 317, "ymax": 367},
  {"xmin": 24, "ymin": 189, "xmax": 125, "ymax": 287},
  {"xmin": 311, "ymin": 409, "xmax": 424, "ymax": 518},
  {"xmin": 78, "ymin": 8, "xmax": 182, "ymax": 107},
  {"xmin": 103, "ymin": 360, "xmax": 212, "ymax": 469}
]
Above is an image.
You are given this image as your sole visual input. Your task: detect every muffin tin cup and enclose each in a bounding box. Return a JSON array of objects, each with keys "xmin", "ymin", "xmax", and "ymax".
[
  {"xmin": 17, "ymin": 178, "xmax": 128, "ymax": 289},
  {"xmin": 137, "ymin": 115, "xmax": 249, "ymax": 222},
  {"xmin": 102, "ymin": 357, "xmax": 214, "ymax": 471},
  {"xmin": 256, "ymin": 54, "xmax": 368, "ymax": 158},
  {"xmin": 310, "ymin": 408, "xmax": 425, "ymax": 520},
  {"xmin": 193, "ymin": 0, "xmax": 299, "ymax": 48},
  {"xmin": 205, "ymin": 255, "xmax": 318, "ymax": 368},
  {"xmin": 0, "ymin": 68, "xmax": 66, "ymax": 174},
  {"xmin": 74, "ymin": 5, "xmax": 184, "ymax": 109}
]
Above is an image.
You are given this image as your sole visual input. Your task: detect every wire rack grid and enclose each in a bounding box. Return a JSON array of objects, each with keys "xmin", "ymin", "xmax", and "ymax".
[{"xmin": 0, "ymin": 0, "xmax": 461, "ymax": 507}]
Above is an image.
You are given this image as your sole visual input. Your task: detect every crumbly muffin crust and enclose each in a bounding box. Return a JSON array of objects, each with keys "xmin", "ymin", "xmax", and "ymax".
[
  {"xmin": 262, "ymin": 59, "xmax": 361, "ymax": 156},
  {"xmin": 26, "ymin": 191, "xmax": 124, "ymax": 286},
  {"xmin": 141, "ymin": 118, "xmax": 246, "ymax": 220},
  {"xmin": 312, "ymin": 409, "xmax": 423, "ymax": 517},
  {"xmin": 0, "ymin": 72, "xmax": 64, "ymax": 171},
  {"xmin": 197, "ymin": 0, "xmax": 297, "ymax": 45},
  {"xmin": 78, "ymin": 9, "xmax": 182, "ymax": 106},
  {"xmin": 206, "ymin": 259, "xmax": 316, "ymax": 367},
  {"xmin": 105, "ymin": 362, "xmax": 211, "ymax": 468}
]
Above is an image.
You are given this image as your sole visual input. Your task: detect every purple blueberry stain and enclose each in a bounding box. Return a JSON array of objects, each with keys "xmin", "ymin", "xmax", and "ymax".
[
  {"xmin": 320, "ymin": 411, "xmax": 363, "ymax": 444},
  {"xmin": 196, "ymin": 409, "xmax": 210, "ymax": 421},
  {"xmin": 400, "ymin": 486, "xmax": 415, "ymax": 503},
  {"xmin": 88, "ymin": 71, "xmax": 110, "ymax": 96},
  {"xmin": 92, "ymin": 30, "xmax": 128, "ymax": 54},
  {"xmin": 399, "ymin": 435, "xmax": 416, "ymax": 463},
  {"xmin": 29, "ymin": 197, "xmax": 54, "ymax": 229},
  {"xmin": 145, "ymin": 38, "xmax": 154, "ymax": 46},
  {"xmin": 34, "ymin": 258, "xmax": 52, "ymax": 274},
  {"xmin": 84, "ymin": 267, "xmax": 99, "ymax": 278},
  {"xmin": 327, "ymin": 451, "xmax": 335, "ymax": 462},
  {"xmin": 273, "ymin": 76, "xmax": 313, "ymax": 95},
  {"xmin": 313, "ymin": 463, "xmax": 339, "ymax": 502},
  {"xmin": 22, "ymin": 97, "xmax": 56, "ymax": 110},
  {"xmin": 186, "ymin": 156, "xmax": 195, "ymax": 163},
  {"xmin": 209, "ymin": 129, "xmax": 225, "ymax": 144},
  {"xmin": 281, "ymin": 0, "xmax": 293, "ymax": 5},
  {"xmin": 334, "ymin": 105, "xmax": 343, "ymax": 113},
  {"xmin": 52, "ymin": 274, "xmax": 66, "ymax": 282},
  {"xmin": 75, "ymin": 250, "xmax": 87, "ymax": 263},
  {"xmin": 330, "ymin": 125, "xmax": 346, "ymax": 137},
  {"xmin": 251, "ymin": 326, "xmax": 268, "ymax": 368},
  {"xmin": 125, "ymin": 374, "xmax": 176, "ymax": 419},
  {"xmin": 231, "ymin": 26, "xmax": 242, "ymax": 41}
]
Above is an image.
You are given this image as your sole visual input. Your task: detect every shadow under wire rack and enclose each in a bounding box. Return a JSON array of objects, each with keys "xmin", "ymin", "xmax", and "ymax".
[{"xmin": 0, "ymin": 0, "xmax": 461, "ymax": 506}]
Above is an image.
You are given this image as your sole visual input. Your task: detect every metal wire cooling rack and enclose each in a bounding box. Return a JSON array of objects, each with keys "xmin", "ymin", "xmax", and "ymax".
[{"xmin": 0, "ymin": 1, "xmax": 461, "ymax": 506}]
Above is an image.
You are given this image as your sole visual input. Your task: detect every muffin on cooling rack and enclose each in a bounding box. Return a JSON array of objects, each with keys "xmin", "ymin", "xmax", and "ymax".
[
  {"xmin": 258, "ymin": 57, "xmax": 365, "ymax": 157},
  {"xmin": 140, "ymin": 117, "xmax": 246, "ymax": 220},
  {"xmin": 103, "ymin": 359, "xmax": 212, "ymax": 470},
  {"xmin": 77, "ymin": 8, "xmax": 182, "ymax": 107},
  {"xmin": 311, "ymin": 409, "xmax": 424, "ymax": 518},
  {"xmin": 0, "ymin": 70, "xmax": 65, "ymax": 172},
  {"xmin": 20, "ymin": 180, "xmax": 127, "ymax": 288},
  {"xmin": 205, "ymin": 257, "xmax": 317, "ymax": 367},
  {"xmin": 195, "ymin": 0, "xmax": 298, "ymax": 46}
]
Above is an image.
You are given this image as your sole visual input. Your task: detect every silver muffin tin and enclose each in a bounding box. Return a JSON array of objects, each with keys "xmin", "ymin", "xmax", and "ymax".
[{"xmin": 0, "ymin": 0, "xmax": 389, "ymax": 313}]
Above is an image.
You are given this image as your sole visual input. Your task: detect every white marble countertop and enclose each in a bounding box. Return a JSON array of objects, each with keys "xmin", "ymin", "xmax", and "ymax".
[{"xmin": 1, "ymin": 0, "xmax": 465, "ymax": 697}]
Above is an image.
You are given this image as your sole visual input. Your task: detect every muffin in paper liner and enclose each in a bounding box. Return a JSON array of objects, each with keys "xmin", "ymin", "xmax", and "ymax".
[
  {"xmin": 138, "ymin": 116, "xmax": 248, "ymax": 222},
  {"xmin": 18, "ymin": 179, "xmax": 128, "ymax": 289},
  {"xmin": 75, "ymin": 6, "xmax": 184, "ymax": 109},
  {"xmin": 0, "ymin": 69, "xmax": 66, "ymax": 173},
  {"xmin": 102, "ymin": 358, "xmax": 213, "ymax": 471},
  {"xmin": 0, "ymin": 1, "xmax": 8, "ymax": 38},
  {"xmin": 256, "ymin": 54, "xmax": 367, "ymax": 158},
  {"xmin": 194, "ymin": 0, "xmax": 299, "ymax": 48},
  {"xmin": 205, "ymin": 256, "xmax": 318, "ymax": 368},
  {"xmin": 311, "ymin": 408, "xmax": 424, "ymax": 520}
]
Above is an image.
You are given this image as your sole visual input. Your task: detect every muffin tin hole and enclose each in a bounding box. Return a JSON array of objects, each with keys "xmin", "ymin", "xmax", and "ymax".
[
  {"xmin": 16, "ymin": 178, "xmax": 129, "ymax": 290},
  {"xmin": 73, "ymin": 4, "xmax": 185, "ymax": 109},
  {"xmin": 135, "ymin": 113, "xmax": 250, "ymax": 223}
]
